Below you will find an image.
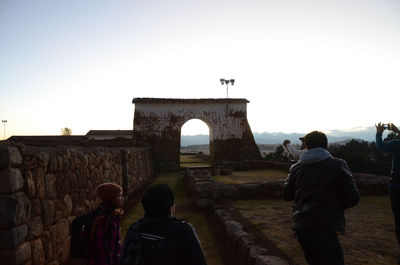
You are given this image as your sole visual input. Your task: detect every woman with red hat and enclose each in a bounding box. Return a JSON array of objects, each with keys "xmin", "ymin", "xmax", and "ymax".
[{"xmin": 88, "ymin": 182, "xmax": 124, "ymax": 265}]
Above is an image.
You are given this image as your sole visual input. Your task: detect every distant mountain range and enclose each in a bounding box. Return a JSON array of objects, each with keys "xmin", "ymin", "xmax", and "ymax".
[{"xmin": 181, "ymin": 126, "xmax": 377, "ymax": 146}]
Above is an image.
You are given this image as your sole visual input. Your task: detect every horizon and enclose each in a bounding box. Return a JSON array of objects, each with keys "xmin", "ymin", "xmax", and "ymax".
[
  {"xmin": 2, "ymin": 121, "xmax": 389, "ymax": 142},
  {"xmin": 180, "ymin": 125, "xmax": 387, "ymax": 147},
  {"xmin": 1, "ymin": 0, "xmax": 399, "ymax": 138}
]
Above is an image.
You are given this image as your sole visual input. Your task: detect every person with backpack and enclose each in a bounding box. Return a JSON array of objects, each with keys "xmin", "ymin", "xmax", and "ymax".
[
  {"xmin": 70, "ymin": 182, "xmax": 124, "ymax": 265},
  {"xmin": 120, "ymin": 184, "xmax": 208, "ymax": 265}
]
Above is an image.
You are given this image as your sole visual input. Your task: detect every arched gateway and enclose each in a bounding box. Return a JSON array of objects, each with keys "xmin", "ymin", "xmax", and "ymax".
[{"xmin": 132, "ymin": 98, "xmax": 261, "ymax": 171}]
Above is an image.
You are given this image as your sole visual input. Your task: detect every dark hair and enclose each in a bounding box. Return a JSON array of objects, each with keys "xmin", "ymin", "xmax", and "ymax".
[
  {"xmin": 141, "ymin": 184, "xmax": 175, "ymax": 218},
  {"xmin": 304, "ymin": 131, "xmax": 328, "ymax": 149}
]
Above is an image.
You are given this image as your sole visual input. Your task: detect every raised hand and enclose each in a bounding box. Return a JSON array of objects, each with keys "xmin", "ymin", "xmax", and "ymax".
[
  {"xmin": 375, "ymin": 122, "xmax": 385, "ymax": 134},
  {"xmin": 389, "ymin": 123, "xmax": 400, "ymax": 134}
]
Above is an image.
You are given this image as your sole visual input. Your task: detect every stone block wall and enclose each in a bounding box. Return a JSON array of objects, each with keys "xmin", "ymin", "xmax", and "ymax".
[
  {"xmin": 0, "ymin": 144, "xmax": 153, "ymax": 265},
  {"xmin": 184, "ymin": 168, "xmax": 284, "ymax": 208},
  {"xmin": 213, "ymin": 204, "xmax": 289, "ymax": 265},
  {"xmin": 184, "ymin": 168, "xmax": 390, "ymax": 209}
]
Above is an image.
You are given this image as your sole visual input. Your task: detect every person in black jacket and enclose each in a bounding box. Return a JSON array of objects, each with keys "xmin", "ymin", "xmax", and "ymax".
[
  {"xmin": 284, "ymin": 131, "xmax": 359, "ymax": 265},
  {"xmin": 120, "ymin": 184, "xmax": 208, "ymax": 265}
]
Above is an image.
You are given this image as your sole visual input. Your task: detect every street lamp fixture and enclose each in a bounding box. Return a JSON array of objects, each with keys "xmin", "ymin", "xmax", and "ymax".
[
  {"xmin": 220, "ymin": 78, "xmax": 235, "ymax": 98},
  {"xmin": 2, "ymin": 120, "xmax": 7, "ymax": 140}
]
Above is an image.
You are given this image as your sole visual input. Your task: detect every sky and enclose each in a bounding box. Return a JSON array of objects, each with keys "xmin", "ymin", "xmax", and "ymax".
[{"xmin": 1, "ymin": 0, "xmax": 399, "ymax": 138}]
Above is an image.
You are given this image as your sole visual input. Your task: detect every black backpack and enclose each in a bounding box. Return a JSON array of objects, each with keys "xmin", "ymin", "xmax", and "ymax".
[
  {"xmin": 120, "ymin": 218, "xmax": 145, "ymax": 265},
  {"xmin": 120, "ymin": 217, "xmax": 186, "ymax": 265},
  {"xmin": 70, "ymin": 209, "xmax": 101, "ymax": 259}
]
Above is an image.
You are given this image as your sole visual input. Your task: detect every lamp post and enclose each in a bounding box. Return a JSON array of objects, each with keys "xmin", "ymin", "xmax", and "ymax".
[
  {"xmin": 220, "ymin": 78, "xmax": 235, "ymax": 98},
  {"xmin": 2, "ymin": 120, "xmax": 7, "ymax": 140}
]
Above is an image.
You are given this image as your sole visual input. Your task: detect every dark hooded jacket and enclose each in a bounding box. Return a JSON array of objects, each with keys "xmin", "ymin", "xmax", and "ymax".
[
  {"xmin": 120, "ymin": 216, "xmax": 208, "ymax": 265},
  {"xmin": 284, "ymin": 147, "xmax": 360, "ymax": 232}
]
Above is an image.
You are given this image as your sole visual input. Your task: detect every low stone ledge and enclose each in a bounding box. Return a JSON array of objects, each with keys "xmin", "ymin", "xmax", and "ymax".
[
  {"xmin": 185, "ymin": 168, "xmax": 390, "ymax": 208},
  {"xmin": 221, "ymin": 184, "xmax": 240, "ymax": 199},
  {"xmin": 237, "ymin": 183, "xmax": 264, "ymax": 198},
  {"xmin": 353, "ymin": 173, "xmax": 390, "ymax": 195},
  {"xmin": 184, "ymin": 169, "xmax": 284, "ymax": 207},
  {"xmin": 212, "ymin": 204, "xmax": 290, "ymax": 265}
]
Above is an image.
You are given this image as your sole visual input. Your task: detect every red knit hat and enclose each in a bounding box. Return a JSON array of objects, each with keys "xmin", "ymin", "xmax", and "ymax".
[{"xmin": 96, "ymin": 183, "xmax": 123, "ymax": 205}]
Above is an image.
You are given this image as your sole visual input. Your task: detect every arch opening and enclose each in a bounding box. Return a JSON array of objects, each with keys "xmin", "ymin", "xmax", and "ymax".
[{"xmin": 180, "ymin": 119, "xmax": 211, "ymax": 168}]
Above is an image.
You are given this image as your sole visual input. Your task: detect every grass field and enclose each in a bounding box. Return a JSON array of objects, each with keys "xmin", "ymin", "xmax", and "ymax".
[
  {"xmin": 121, "ymin": 171, "xmax": 223, "ymax": 265},
  {"xmin": 234, "ymin": 196, "xmax": 399, "ymax": 265},
  {"xmin": 215, "ymin": 168, "xmax": 288, "ymax": 184},
  {"xmin": 180, "ymin": 154, "xmax": 210, "ymax": 168}
]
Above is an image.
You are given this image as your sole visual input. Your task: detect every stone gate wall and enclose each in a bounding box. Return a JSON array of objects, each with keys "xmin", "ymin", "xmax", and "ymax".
[
  {"xmin": 132, "ymin": 98, "xmax": 262, "ymax": 172},
  {"xmin": 0, "ymin": 144, "xmax": 153, "ymax": 265}
]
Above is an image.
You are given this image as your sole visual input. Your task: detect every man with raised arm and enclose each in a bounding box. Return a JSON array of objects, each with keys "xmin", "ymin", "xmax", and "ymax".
[
  {"xmin": 283, "ymin": 137, "xmax": 307, "ymax": 161},
  {"xmin": 284, "ymin": 131, "xmax": 359, "ymax": 265},
  {"xmin": 375, "ymin": 122, "xmax": 400, "ymax": 252}
]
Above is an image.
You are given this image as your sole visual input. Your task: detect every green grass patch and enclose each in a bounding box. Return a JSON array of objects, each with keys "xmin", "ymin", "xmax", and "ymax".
[
  {"xmin": 180, "ymin": 154, "xmax": 204, "ymax": 163},
  {"xmin": 234, "ymin": 196, "xmax": 398, "ymax": 265},
  {"xmin": 180, "ymin": 154, "xmax": 210, "ymax": 168},
  {"xmin": 121, "ymin": 171, "xmax": 223, "ymax": 265},
  {"xmin": 215, "ymin": 169, "xmax": 288, "ymax": 184}
]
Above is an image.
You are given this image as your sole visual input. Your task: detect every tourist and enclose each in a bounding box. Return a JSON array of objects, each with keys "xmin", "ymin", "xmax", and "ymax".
[
  {"xmin": 284, "ymin": 131, "xmax": 359, "ymax": 265},
  {"xmin": 120, "ymin": 184, "xmax": 207, "ymax": 265},
  {"xmin": 88, "ymin": 182, "xmax": 124, "ymax": 265},
  {"xmin": 375, "ymin": 122, "xmax": 400, "ymax": 251},
  {"xmin": 283, "ymin": 137, "xmax": 307, "ymax": 160}
]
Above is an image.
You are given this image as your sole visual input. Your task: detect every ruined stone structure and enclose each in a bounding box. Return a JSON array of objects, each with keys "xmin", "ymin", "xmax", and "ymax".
[
  {"xmin": 0, "ymin": 143, "xmax": 153, "ymax": 265},
  {"xmin": 132, "ymin": 98, "xmax": 262, "ymax": 171}
]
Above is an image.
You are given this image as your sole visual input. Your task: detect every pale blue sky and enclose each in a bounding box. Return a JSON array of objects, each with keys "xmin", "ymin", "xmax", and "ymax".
[{"xmin": 1, "ymin": 0, "xmax": 399, "ymax": 138}]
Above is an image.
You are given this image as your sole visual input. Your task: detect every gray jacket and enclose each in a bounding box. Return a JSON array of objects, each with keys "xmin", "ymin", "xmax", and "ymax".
[{"xmin": 284, "ymin": 148, "xmax": 360, "ymax": 232}]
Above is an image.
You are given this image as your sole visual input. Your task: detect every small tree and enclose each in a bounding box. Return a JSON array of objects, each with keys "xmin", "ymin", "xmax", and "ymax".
[{"xmin": 61, "ymin": 127, "xmax": 72, "ymax": 136}]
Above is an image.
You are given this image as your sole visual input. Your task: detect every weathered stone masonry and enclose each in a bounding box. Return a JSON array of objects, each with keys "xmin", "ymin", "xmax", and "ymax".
[
  {"xmin": 132, "ymin": 98, "xmax": 262, "ymax": 172},
  {"xmin": 0, "ymin": 144, "xmax": 153, "ymax": 265}
]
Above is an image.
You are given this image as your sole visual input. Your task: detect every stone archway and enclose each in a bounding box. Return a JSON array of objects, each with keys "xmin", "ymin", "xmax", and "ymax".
[
  {"xmin": 180, "ymin": 118, "xmax": 211, "ymax": 155},
  {"xmin": 132, "ymin": 98, "xmax": 261, "ymax": 171}
]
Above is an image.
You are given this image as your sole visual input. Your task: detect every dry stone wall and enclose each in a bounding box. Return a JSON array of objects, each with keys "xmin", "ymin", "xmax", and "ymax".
[
  {"xmin": 0, "ymin": 144, "xmax": 153, "ymax": 265},
  {"xmin": 213, "ymin": 204, "xmax": 289, "ymax": 265},
  {"xmin": 184, "ymin": 168, "xmax": 390, "ymax": 209},
  {"xmin": 184, "ymin": 168, "xmax": 284, "ymax": 208}
]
